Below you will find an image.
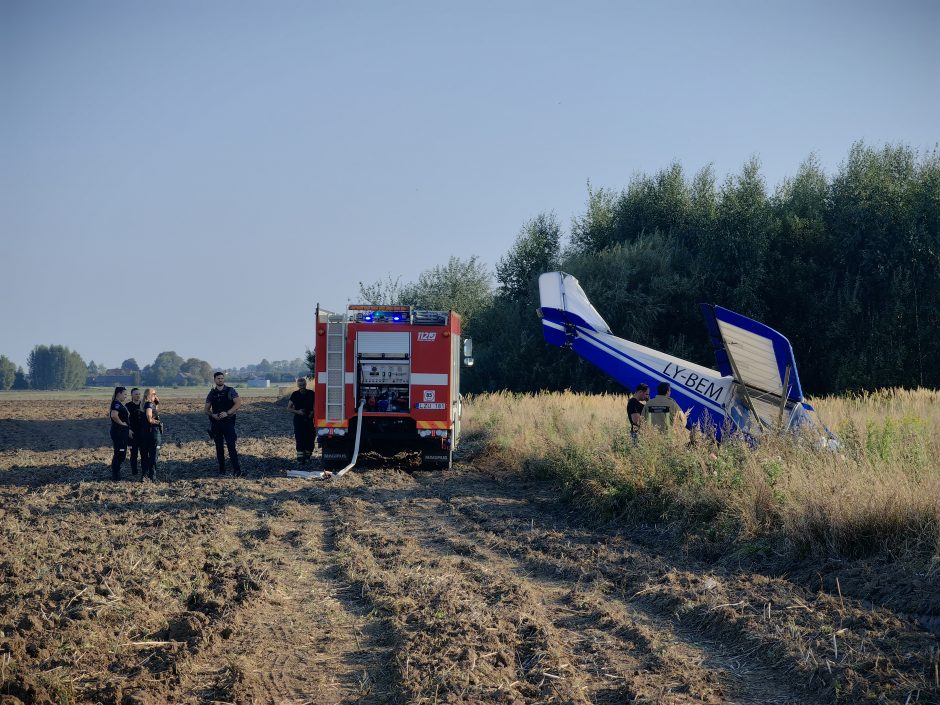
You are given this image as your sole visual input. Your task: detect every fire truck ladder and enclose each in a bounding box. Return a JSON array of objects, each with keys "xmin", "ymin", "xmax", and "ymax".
[{"xmin": 325, "ymin": 315, "xmax": 346, "ymax": 421}]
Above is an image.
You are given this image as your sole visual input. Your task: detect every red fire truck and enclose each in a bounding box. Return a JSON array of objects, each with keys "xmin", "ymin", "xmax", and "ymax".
[{"xmin": 313, "ymin": 304, "xmax": 472, "ymax": 470}]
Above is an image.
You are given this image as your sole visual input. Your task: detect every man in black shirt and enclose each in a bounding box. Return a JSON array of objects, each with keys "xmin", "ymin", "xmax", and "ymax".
[
  {"xmin": 287, "ymin": 376, "xmax": 316, "ymax": 466},
  {"xmin": 627, "ymin": 383, "xmax": 650, "ymax": 446},
  {"xmin": 126, "ymin": 388, "xmax": 143, "ymax": 475},
  {"xmin": 205, "ymin": 372, "xmax": 242, "ymax": 476}
]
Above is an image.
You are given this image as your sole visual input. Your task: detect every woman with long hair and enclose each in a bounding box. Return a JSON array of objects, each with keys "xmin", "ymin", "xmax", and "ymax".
[
  {"xmin": 138, "ymin": 388, "xmax": 163, "ymax": 481},
  {"xmin": 108, "ymin": 386, "xmax": 130, "ymax": 480}
]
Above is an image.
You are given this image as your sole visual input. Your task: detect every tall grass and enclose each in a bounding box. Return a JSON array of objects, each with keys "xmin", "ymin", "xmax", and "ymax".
[{"xmin": 464, "ymin": 389, "xmax": 940, "ymax": 566}]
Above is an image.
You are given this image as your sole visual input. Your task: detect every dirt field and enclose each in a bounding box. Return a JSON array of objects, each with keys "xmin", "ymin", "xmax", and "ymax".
[{"xmin": 0, "ymin": 396, "xmax": 937, "ymax": 704}]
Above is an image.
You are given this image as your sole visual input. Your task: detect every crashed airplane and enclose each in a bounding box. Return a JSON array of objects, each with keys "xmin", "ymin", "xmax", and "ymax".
[{"xmin": 537, "ymin": 271, "xmax": 834, "ymax": 441}]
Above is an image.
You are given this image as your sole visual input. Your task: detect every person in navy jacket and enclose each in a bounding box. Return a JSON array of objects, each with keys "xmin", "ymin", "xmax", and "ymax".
[
  {"xmin": 205, "ymin": 372, "xmax": 242, "ymax": 476},
  {"xmin": 108, "ymin": 386, "xmax": 130, "ymax": 480},
  {"xmin": 138, "ymin": 388, "xmax": 163, "ymax": 481}
]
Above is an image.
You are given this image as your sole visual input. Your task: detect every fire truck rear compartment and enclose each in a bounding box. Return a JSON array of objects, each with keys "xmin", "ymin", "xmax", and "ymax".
[
  {"xmin": 315, "ymin": 305, "xmax": 461, "ymax": 471},
  {"xmin": 352, "ymin": 415, "xmax": 420, "ymax": 451},
  {"xmin": 321, "ymin": 415, "xmax": 451, "ymax": 468}
]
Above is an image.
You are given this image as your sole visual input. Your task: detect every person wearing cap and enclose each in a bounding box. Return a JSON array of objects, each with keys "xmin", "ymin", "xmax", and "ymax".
[
  {"xmin": 205, "ymin": 371, "xmax": 242, "ymax": 476},
  {"xmin": 286, "ymin": 376, "xmax": 316, "ymax": 466}
]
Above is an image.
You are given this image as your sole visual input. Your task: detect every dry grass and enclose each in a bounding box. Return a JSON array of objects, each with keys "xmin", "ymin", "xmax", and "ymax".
[{"xmin": 463, "ymin": 389, "xmax": 940, "ymax": 567}]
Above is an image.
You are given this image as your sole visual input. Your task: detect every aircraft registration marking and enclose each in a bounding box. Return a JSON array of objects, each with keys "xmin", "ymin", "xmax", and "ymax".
[{"xmin": 662, "ymin": 362, "xmax": 725, "ymax": 402}]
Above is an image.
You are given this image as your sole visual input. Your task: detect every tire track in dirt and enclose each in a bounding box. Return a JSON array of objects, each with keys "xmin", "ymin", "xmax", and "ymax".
[
  {"xmin": 346, "ymin": 473, "xmax": 801, "ymax": 704},
  {"xmin": 177, "ymin": 486, "xmax": 396, "ymax": 704},
  {"xmin": 413, "ymin": 468, "xmax": 937, "ymax": 705},
  {"xmin": 330, "ymin": 492, "xmax": 592, "ymax": 704}
]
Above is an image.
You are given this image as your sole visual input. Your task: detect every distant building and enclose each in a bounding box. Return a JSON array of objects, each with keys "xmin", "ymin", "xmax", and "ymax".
[{"xmin": 246, "ymin": 378, "xmax": 270, "ymax": 388}]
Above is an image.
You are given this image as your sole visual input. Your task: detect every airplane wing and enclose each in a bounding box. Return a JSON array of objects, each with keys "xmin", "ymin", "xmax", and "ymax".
[
  {"xmin": 699, "ymin": 304, "xmax": 807, "ymax": 430},
  {"xmin": 699, "ymin": 304, "xmax": 804, "ymax": 402}
]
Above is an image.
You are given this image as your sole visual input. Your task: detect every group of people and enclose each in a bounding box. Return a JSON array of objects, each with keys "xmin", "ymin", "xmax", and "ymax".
[
  {"xmin": 108, "ymin": 386, "xmax": 162, "ymax": 481},
  {"xmin": 108, "ymin": 371, "xmax": 316, "ymax": 481},
  {"xmin": 627, "ymin": 381, "xmax": 687, "ymax": 444},
  {"xmin": 110, "ymin": 374, "xmax": 688, "ymax": 478}
]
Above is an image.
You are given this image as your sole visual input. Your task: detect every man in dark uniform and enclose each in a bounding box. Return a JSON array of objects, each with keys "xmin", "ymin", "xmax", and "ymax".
[
  {"xmin": 205, "ymin": 371, "xmax": 242, "ymax": 476},
  {"xmin": 109, "ymin": 387, "xmax": 130, "ymax": 480},
  {"xmin": 126, "ymin": 388, "xmax": 143, "ymax": 475},
  {"xmin": 287, "ymin": 376, "xmax": 316, "ymax": 466},
  {"xmin": 627, "ymin": 383, "xmax": 649, "ymax": 446}
]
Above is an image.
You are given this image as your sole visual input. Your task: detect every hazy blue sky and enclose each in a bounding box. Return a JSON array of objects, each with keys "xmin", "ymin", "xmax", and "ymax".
[{"xmin": 2, "ymin": 0, "xmax": 938, "ymax": 371}]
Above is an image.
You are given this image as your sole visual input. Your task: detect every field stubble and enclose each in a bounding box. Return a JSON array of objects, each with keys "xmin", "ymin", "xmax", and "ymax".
[{"xmin": 0, "ymin": 392, "xmax": 937, "ymax": 704}]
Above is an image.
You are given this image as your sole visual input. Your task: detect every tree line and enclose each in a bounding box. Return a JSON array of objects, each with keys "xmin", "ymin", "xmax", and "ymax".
[
  {"xmin": 0, "ymin": 349, "xmax": 308, "ymax": 391},
  {"xmin": 362, "ymin": 142, "xmax": 940, "ymax": 396},
  {"xmin": 4, "ymin": 142, "xmax": 936, "ymax": 396}
]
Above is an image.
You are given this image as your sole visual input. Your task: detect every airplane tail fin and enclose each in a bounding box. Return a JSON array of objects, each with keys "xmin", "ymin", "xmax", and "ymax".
[{"xmin": 537, "ymin": 272, "xmax": 611, "ymax": 347}]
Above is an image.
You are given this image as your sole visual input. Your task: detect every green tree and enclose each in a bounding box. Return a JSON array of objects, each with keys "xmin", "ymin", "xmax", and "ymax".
[
  {"xmin": 570, "ymin": 182, "xmax": 618, "ymax": 253},
  {"xmin": 27, "ymin": 345, "xmax": 86, "ymax": 390},
  {"xmin": 496, "ymin": 212, "xmax": 562, "ymax": 301},
  {"xmin": 0, "ymin": 355, "xmax": 16, "ymax": 390},
  {"xmin": 12, "ymin": 367, "xmax": 29, "ymax": 390},
  {"xmin": 764, "ymin": 154, "xmax": 833, "ymax": 392},
  {"xmin": 121, "ymin": 358, "xmax": 140, "ymax": 372},
  {"xmin": 180, "ymin": 358, "xmax": 213, "ymax": 385},
  {"xmin": 824, "ymin": 142, "xmax": 940, "ymax": 389},
  {"xmin": 304, "ymin": 348, "xmax": 315, "ymax": 376},
  {"xmin": 142, "ymin": 351, "xmax": 184, "ymax": 386},
  {"xmin": 399, "ymin": 256, "xmax": 493, "ymax": 327},
  {"xmin": 699, "ymin": 157, "xmax": 775, "ymax": 318},
  {"xmin": 358, "ymin": 275, "xmax": 404, "ymax": 305}
]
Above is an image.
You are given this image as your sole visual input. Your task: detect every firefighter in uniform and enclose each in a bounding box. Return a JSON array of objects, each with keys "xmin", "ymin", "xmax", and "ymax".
[
  {"xmin": 287, "ymin": 376, "xmax": 315, "ymax": 465},
  {"xmin": 642, "ymin": 382, "xmax": 685, "ymax": 431},
  {"xmin": 205, "ymin": 371, "xmax": 242, "ymax": 476}
]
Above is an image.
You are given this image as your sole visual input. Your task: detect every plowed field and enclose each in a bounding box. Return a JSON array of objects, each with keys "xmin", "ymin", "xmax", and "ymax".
[{"xmin": 0, "ymin": 396, "xmax": 937, "ymax": 704}]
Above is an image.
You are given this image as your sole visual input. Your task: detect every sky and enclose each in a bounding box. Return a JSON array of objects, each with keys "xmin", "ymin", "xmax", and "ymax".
[{"xmin": 2, "ymin": 0, "xmax": 938, "ymax": 372}]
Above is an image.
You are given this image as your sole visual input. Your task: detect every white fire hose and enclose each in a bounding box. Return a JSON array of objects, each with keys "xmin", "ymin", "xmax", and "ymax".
[{"xmin": 287, "ymin": 401, "xmax": 365, "ymax": 481}]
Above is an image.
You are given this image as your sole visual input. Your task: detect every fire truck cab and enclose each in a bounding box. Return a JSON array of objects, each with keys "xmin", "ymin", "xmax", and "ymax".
[{"xmin": 313, "ymin": 304, "xmax": 470, "ymax": 470}]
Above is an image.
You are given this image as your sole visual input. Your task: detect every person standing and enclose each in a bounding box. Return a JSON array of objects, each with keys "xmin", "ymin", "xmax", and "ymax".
[
  {"xmin": 108, "ymin": 386, "xmax": 130, "ymax": 480},
  {"xmin": 642, "ymin": 382, "xmax": 685, "ymax": 431},
  {"xmin": 205, "ymin": 372, "xmax": 242, "ymax": 476},
  {"xmin": 287, "ymin": 376, "xmax": 316, "ymax": 466},
  {"xmin": 627, "ymin": 383, "xmax": 649, "ymax": 446},
  {"xmin": 126, "ymin": 388, "xmax": 143, "ymax": 475},
  {"xmin": 138, "ymin": 388, "xmax": 163, "ymax": 481}
]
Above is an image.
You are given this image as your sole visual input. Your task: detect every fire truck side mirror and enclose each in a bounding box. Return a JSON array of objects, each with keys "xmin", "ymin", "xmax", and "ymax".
[{"xmin": 462, "ymin": 338, "xmax": 474, "ymax": 367}]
